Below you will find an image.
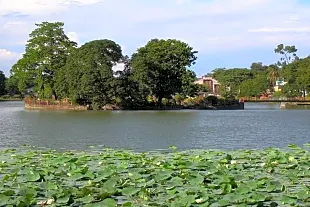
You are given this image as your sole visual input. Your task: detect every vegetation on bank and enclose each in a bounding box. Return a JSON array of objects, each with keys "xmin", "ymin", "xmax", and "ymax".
[
  {"xmin": 0, "ymin": 144, "xmax": 310, "ymax": 206},
  {"xmin": 1, "ymin": 21, "xmax": 309, "ymax": 109},
  {"xmin": 1, "ymin": 22, "xmax": 203, "ymax": 110},
  {"xmin": 209, "ymin": 45, "xmax": 310, "ymax": 99}
]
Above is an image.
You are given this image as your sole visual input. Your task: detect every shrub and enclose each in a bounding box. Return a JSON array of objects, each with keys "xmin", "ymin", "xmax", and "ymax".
[{"xmin": 205, "ymin": 95, "xmax": 218, "ymax": 105}]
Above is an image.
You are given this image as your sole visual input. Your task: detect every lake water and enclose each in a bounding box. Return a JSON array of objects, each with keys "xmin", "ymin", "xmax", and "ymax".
[{"xmin": 1, "ymin": 101, "xmax": 310, "ymax": 151}]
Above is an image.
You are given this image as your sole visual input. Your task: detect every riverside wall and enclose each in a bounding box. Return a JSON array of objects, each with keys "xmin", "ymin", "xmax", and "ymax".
[
  {"xmin": 25, "ymin": 103, "xmax": 87, "ymax": 110},
  {"xmin": 24, "ymin": 99, "xmax": 88, "ymax": 111}
]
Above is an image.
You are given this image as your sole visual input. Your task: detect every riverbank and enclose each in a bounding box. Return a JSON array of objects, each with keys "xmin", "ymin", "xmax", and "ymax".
[
  {"xmin": 0, "ymin": 98, "xmax": 23, "ymax": 101},
  {"xmin": 24, "ymin": 101, "xmax": 244, "ymax": 111},
  {"xmin": 280, "ymin": 102, "xmax": 310, "ymax": 109},
  {"xmin": 0, "ymin": 144, "xmax": 309, "ymax": 206}
]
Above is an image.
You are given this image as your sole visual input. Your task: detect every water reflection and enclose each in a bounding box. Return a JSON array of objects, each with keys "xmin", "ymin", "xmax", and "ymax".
[{"xmin": 1, "ymin": 101, "xmax": 310, "ymax": 151}]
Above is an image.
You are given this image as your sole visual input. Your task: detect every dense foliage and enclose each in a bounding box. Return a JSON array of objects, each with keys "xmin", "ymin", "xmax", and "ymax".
[
  {"xmin": 6, "ymin": 22, "xmax": 200, "ymax": 109},
  {"xmin": 0, "ymin": 144, "xmax": 310, "ymax": 206},
  {"xmin": 131, "ymin": 39, "xmax": 198, "ymax": 105},
  {"xmin": 0, "ymin": 70, "xmax": 6, "ymax": 96},
  {"xmin": 3, "ymin": 22, "xmax": 310, "ymax": 103},
  {"xmin": 209, "ymin": 44, "xmax": 310, "ymax": 99},
  {"xmin": 10, "ymin": 22, "xmax": 77, "ymax": 99}
]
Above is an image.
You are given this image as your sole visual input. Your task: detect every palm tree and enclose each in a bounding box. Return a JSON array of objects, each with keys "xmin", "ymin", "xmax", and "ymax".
[{"xmin": 267, "ymin": 65, "xmax": 279, "ymax": 87}]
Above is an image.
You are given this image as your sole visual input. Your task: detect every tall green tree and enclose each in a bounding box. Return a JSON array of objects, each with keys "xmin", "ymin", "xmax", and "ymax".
[
  {"xmin": 0, "ymin": 70, "xmax": 6, "ymax": 95},
  {"xmin": 5, "ymin": 75, "xmax": 20, "ymax": 95},
  {"xmin": 250, "ymin": 62, "xmax": 268, "ymax": 74},
  {"xmin": 239, "ymin": 75, "xmax": 269, "ymax": 97},
  {"xmin": 282, "ymin": 57, "xmax": 310, "ymax": 98},
  {"xmin": 114, "ymin": 56, "xmax": 149, "ymax": 109},
  {"xmin": 211, "ymin": 68, "xmax": 253, "ymax": 96},
  {"xmin": 274, "ymin": 44, "xmax": 298, "ymax": 66},
  {"xmin": 131, "ymin": 39, "xmax": 198, "ymax": 105},
  {"xmin": 267, "ymin": 64, "xmax": 280, "ymax": 87},
  {"xmin": 11, "ymin": 22, "xmax": 77, "ymax": 99},
  {"xmin": 181, "ymin": 70, "xmax": 199, "ymax": 97},
  {"xmin": 59, "ymin": 39, "xmax": 123, "ymax": 109}
]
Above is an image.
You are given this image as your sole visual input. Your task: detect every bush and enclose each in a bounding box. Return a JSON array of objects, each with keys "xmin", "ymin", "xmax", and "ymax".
[
  {"xmin": 162, "ymin": 98, "xmax": 169, "ymax": 106},
  {"xmin": 12, "ymin": 94, "xmax": 22, "ymax": 99},
  {"xmin": 205, "ymin": 95, "xmax": 218, "ymax": 105},
  {"xmin": 174, "ymin": 94, "xmax": 183, "ymax": 105},
  {"xmin": 183, "ymin": 97, "xmax": 196, "ymax": 106},
  {"xmin": 272, "ymin": 91, "xmax": 283, "ymax": 99},
  {"xmin": 1, "ymin": 94, "xmax": 10, "ymax": 99}
]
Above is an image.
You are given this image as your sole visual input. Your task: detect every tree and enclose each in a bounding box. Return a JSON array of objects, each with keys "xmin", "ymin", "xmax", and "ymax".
[
  {"xmin": 239, "ymin": 75, "xmax": 269, "ymax": 97},
  {"xmin": 274, "ymin": 44, "xmax": 298, "ymax": 66},
  {"xmin": 59, "ymin": 39, "xmax": 123, "ymax": 110},
  {"xmin": 197, "ymin": 84, "xmax": 210, "ymax": 93},
  {"xmin": 250, "ymin": 62, "xmax": 268, "ymax": 73},
  {"xmin": 11, "ymin": 22, "xmax": 77, "ymax": 99},
  {"xmin": 0, "ymin": 70, "xmax": 6, "ymax": 95},
  {"xmin": 283, "ymin": 57, "xmax": 310, "ymax": 98},
  {"xmin": 267, "ymin": 64, "xmax": 280, "ymax": 87},
  {"xmin": 211, "ymin": 68, "xmax": 253, "ymax": 96},
  {"xmin": 5, "ymin": 75, "xmax": 20, "ymax": 95},
  {"xmin": 282, "ymin": 84, "xmax": 301, "ymax": 98},
  {"xmin": 181, "ymin": 70, "xmax": 199, "ymax": 97},
  {"xmin": 114, "ymin": 57, "xmax": 149, "ymax": 109},
  {"xmin": 131, "ymin": 39, "xmax": 197, "ymax": 105}
]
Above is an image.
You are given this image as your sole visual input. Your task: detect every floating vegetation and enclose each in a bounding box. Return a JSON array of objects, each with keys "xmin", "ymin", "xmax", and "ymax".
[{"xmin": 0, "ymin": 144, "xmax": 310, "ymax": 206}]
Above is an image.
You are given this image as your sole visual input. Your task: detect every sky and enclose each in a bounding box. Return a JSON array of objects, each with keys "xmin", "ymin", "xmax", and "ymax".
[{"xmin": 1, "ymin": 0, "xmax": 310, "ymax": 77}]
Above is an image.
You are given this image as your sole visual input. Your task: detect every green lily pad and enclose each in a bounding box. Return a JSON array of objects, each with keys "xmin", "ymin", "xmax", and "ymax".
[{"xmin": 122, "ymin": 187, "xmax": 140, "ymax": 196}]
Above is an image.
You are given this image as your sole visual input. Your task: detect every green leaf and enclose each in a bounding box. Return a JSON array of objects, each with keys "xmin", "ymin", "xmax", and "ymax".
[
  {"xmin": 281, "ymin": 195, "xmax": 297, "ymax": 205},
  {"xmin": 79, "ymin": 195, "xmax": 95, "ymax": 204},
  {"xmin": 266, "ymin": 185, "xmax": 276, "ymax": 192},
  {"xmin": 189, "ymin": 174, "xmax": 204, "ymax": 185},
  {"xmin": 70, "ymin": 173, "xmax": 85, "ymax": 181},
  {"xmin": 57, "ymin": 195, "xmax": 71, "ymax": 204},
  {"xmin": 26, "ymin": 171, "xmax": 41, "ymax": 182},
  {"xmin": 154, "ymin": 171, "xmax": 172, "ymax": 181},
  {"xmin": 170, "ymin": 177, "xmax": 183, "ymax": 186},
  {"xmin": 122, "ymin": 187, "xmax": 140, "ymax": 196},
  {"xmin": 221, "ymin": 184, "xmax": 232, "ymax": 194},
  {"xmin": 100, "ymin": 198, "xmax": 117, "ymax": 206},
  {"xmin": 0, "ymin": 194, "xmax": 10, "ymax": 206},
  {"xmin": 236, "ymin": 185, "xmax": 251, "ymax": 194},
  {"xmin": 297, "ymin": 190, "xmax": 309, "ymax": 200}
]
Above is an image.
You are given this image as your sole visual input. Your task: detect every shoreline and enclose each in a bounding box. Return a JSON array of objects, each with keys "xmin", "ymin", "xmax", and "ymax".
[{"xmin": 24, "ymin": 102, "xmax": 245, "ymax": 111}]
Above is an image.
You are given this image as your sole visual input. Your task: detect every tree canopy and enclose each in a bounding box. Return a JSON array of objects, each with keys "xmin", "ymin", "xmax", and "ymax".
[
  {"xmin": 57, "ymin": 39, "xmax": 123, "ymax": 109},
  {"xmin": 0, "ymin": 70, "xmax": 6, "ymax": 96},
  {"xmin": 274, "ymin": 44, "xmax": 298, "ymax": 66},
  {"xmin": 6, "ymin": 22, "xmax": 202, "ymax": 109},
  {"xmin": 6, "ymin": 21, "xmax": 310, "ymax": 106},
  {"xmin": 130, "ymin": 39, "xmax": 198, "ymax": 105},
  {"xmin": 10, "ymin": 22, "xmax": 77, "ymax": 99}
]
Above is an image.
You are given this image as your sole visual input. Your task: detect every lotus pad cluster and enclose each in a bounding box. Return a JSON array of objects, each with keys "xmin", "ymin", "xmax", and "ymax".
[{"xmin": 0, "ymin": 144, "xmax": 310, "ymax": 206}]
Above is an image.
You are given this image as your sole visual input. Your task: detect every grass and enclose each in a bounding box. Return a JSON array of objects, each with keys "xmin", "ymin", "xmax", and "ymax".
[
  {"xmin": 0, "ymin": 144, "xmax": 310, "ymax": 206},
  {"xmin": 0, "ymin": 96, "xmax": 23, "ymax": 101}
]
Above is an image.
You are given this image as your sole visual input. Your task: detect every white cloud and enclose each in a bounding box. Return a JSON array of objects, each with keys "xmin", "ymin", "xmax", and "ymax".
[
  {"xmin": 67, "ymin": 32, "xmax": 79, "ymax": 44},
  {"xmin": 51, "ymin": 0, "xmax": 309, "ymax": 54},
  {"xmin": 249, "ymin": 27, "xmax": 310, "ymax": 33},
  {"xmin": 1, "ymin": 0, "xmax": 310, "ymax": 57},
  {"xmin": 0, "ymin": 49, "xmax": 20, "ymax": 61},
  {"xmin": 0, "ymin": 0, "xmax": 104, "ymax": 16}
]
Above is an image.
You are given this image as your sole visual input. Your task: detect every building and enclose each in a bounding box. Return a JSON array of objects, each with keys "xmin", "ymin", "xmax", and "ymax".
[
  {"xmin": 195, "ymin": 76, "xmax": 221, "ymax": 94},
  {"xmin": 274, "ymin": 79, "xmax": 287, "ymax": 92}
]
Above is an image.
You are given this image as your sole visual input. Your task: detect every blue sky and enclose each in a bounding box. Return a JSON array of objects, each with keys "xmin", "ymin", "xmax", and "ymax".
[{"xmin": 1, "ymin": 0, "xmax": 310, "ymax": 77}]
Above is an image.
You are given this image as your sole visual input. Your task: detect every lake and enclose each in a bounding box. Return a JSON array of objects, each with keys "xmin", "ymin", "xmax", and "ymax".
[{"xmin": 1, "ymin": 101, "xmax": 310, "ymax": 151}]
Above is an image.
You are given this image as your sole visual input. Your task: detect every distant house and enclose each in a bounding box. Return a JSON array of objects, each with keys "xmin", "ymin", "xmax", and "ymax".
[
  {"xmin": 274, "ymin": 79, "xmax": 287, "ymax": 92},
  {"xmin": 195, "ymin": 76, "xmax": 221, "ymax": 94}
]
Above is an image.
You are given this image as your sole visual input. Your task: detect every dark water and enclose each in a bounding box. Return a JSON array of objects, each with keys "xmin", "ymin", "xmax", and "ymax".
[{"xmin": 1, "ymin": 101, "xmax": 309, "ymax": 151}]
